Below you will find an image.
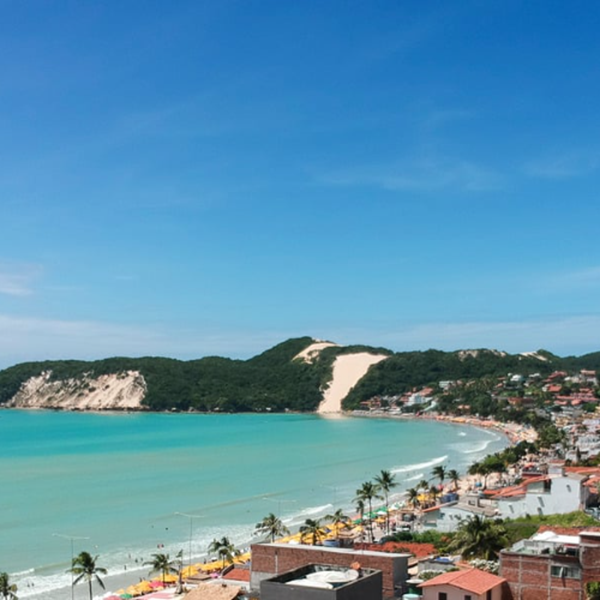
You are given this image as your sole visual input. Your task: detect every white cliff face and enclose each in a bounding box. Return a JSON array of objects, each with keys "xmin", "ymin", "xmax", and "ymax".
[{"xmin": 6, "ymin": 370, "xmax": 147, "ymax": 410}]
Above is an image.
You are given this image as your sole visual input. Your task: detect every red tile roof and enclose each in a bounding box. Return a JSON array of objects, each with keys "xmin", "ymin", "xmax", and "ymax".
[
  {"xmin": 222, "ymin": 568, "xmax": 250, "ymax": 582},
  {"xmin": 366, "ymin": 541, "xmax": 436, "ymax": 559},
  {"xmin": 566, "ymin": 467, "xmax": 600, "ymax": 475},
  {"xmin": 486, "ymin": 475, "xmax": 550, "ymax": 499},
  {"xmin": 419, "ymin": 568, "xmax": 505, "ymax": 594}
]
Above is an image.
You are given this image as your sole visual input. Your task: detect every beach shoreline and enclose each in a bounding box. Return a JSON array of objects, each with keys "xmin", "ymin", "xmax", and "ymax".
[
  {"xmin": 350, "ymin": 409, "xmax": 537, "ymax": 445},
  {"xmin": 6, "ymin": 410, "xmax": 514, "ymax": 599}
]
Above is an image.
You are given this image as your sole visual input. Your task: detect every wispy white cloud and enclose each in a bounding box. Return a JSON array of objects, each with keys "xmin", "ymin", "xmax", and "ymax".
[
  {"xmin": 525, "ymin": 149, "xmax": 600, "ymax": 179},
  {"xmin": 0, "ymin": 314, "xmax": 285, "ymax": 369},
  {"xmin": 0, "ymin": 262, "xmax": 41, "ymax": 296},
  {"xmin": 1, "ymin": 312, "xmax": 599, "ymax": 370},
  {"xmin": 325, "ymin": 315, "xmax": 600, "ymax": 357},
  {"xmin": 533, "ymin": 266, "xmax": 600, "ymax": 293},
  {"xmin": 320, "ymin": 155, "xmax": 501, "ymax": 193}
]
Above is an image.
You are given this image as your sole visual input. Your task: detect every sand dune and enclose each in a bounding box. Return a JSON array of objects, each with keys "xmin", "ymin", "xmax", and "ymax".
[
  {"xmin": 294, "ymin": 340, "xmax": 339, "ymax": 363},
  {"xmin": 318, "ymin": 352, "xmax": 388, "ymax": 414}
]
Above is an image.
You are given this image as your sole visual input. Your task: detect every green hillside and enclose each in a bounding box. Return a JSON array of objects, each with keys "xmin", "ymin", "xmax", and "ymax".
[{"xmin": 0, "ymin": 338, "xmax": 598, "ymax": 412}]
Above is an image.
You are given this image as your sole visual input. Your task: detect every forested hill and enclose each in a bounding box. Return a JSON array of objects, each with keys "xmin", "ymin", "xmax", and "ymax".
[{"xmin": 0, "ymin": 338, "xmax": 598, "ymax": 412}]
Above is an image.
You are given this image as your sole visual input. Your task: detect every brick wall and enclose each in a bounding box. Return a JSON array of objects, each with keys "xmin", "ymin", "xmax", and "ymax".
[
  {"xmin": 580, "ymin": 533, "xmax": 600, "ymax": 591},
  {"xmin": 250, "ymin": 543, "xmax": 409, "ymax": 598},
  {"xmin": 500, "ymin": 551, "xmax": 582, "ymax": 600}
]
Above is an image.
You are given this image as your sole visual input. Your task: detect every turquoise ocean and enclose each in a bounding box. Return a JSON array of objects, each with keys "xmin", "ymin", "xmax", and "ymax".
[{"xmin": 0, "ymin": 410, "xmax": 507, "ymax": 598}]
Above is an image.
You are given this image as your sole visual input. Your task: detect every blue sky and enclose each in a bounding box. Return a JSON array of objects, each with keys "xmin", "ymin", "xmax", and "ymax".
[{"xmin": 1, "ymin": 1, "xmax": 600, "ymax": 367}]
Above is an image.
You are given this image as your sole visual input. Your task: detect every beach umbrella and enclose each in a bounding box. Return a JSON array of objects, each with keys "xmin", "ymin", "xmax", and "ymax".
[
  {"xmin": 136, "ymin": 581, "xmax": 153, "ymax": 593},
  {"xmin": 181, "ymin": 565, "xmax": 198, "ymax": 578},
  {"xmin": 162, "ymin": 573, "xmax": 178, "ymax": 583},
  {"xmin": 149, "ymin": 580, "xmax": 164, "ymax": 589},
  {"xmin": 120, "ymin": 595, "xmax": 133, "ymax": 600}
]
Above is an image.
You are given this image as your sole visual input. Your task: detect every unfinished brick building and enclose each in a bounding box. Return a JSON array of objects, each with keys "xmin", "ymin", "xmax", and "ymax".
[{"xmin": 500, "ymin": 528, "xmax": 600, "ymax": 600}]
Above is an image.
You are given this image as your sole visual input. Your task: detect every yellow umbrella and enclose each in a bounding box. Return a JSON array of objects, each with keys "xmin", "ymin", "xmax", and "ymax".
[
  {"xmin": 162, "ymin": 573, "xmax": 178, "ymax": 583},
  {"xmin": 181, "ymin": 565, "xmax": 198, "ymax": 577},
  {"xmin": 126, "ymin": 585, "xmax": 139, "ymax": 596},
  {"xmin": 136, "ymin": 580, "xmax": 153, "ymax": 593}
]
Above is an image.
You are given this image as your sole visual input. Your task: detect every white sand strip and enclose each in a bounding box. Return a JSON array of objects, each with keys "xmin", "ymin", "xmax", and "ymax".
[{"xmin": 318, "ymin": 353, "xmax": 388, "ymax": 414}]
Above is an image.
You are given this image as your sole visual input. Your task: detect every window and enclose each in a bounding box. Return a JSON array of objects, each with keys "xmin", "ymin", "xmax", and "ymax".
[
  {"xmin": 551, "ymin": 565, "xmax": 581, "ymax": 579},
  {"xmin": 438, "ymin": 593, "xmax": 447, "ymax": 600},
  {"xmin": 465, "ymin": 596, "xmax": 472, "ymax": 600},
  {"xmin": 486, "ymin": 591, "xmax": 492, "ymax": 600}
]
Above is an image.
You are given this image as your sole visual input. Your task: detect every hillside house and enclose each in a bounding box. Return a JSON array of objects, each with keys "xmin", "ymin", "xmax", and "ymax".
[
  {"xmin": 421, "ymin": 493, "xmax": 498, "ymax": 533},
  {"xmin": 418, "ymin": 568, "xmax": 506, "ymax": 600},
  {"xmin": 487, "ymin": 467, "xmax": 590, "ymax": 520}
]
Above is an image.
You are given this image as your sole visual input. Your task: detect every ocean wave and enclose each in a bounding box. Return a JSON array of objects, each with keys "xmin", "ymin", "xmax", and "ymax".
[
  {"xmin": 11, "ymin": 568, "xmax": 34, "ymax": 577},
  {"xmin": 462, "ymin": 440, "xmax": 492, "ymax": 455},
  {"xmin": 404, "ymin": 472, "xmax": 424, "ymax": 482},
  {"xmin": 285, "ymin": 503, "xmax": 332, "ymax": 527},
  {"xmin": 458, "ymin": 432, "xmax": 467, "ymax": 437},
  {"xmin": 12, "ymin": 570, "xmax": 71, "ymax": 599},
  {"xmin": 391, "ymin": 455, "xmax": 448, "ymax": 474}
]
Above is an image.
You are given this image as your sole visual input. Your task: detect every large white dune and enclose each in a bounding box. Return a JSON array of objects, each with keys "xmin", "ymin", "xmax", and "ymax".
[{"xmin": 318, "ymin": 352, "xmax": 388, "ymax": 414}]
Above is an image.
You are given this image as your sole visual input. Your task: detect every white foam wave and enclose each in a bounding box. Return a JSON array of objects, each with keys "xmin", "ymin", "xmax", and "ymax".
[
  {"xmin": 404, "ymin": 472, "xmax": 424, "ymax": 483},
  {"xmin": 458, "ymin": 432, "xmax": 467, "ymax": 437},
  {"xmin": 11, "ymin": 568, "xmax": 35, "ymax": 577},
  {"xmin": 392, "ymin": 455, "xmax": 448, "ymax": 474},
  {"xmin": 285, "ymin": 503, "xmax": 332, "ymax": 527},
  {"xmin": 462, "ymin": 440, "xmax": 492, "ymax": 455},
  {"xmin": 12, "ymin": 570, "xmax": 71, "ymax": 599}
]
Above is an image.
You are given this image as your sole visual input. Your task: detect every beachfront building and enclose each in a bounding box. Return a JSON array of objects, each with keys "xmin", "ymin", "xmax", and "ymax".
[
  {"xmin": 499, "ymin": 528, "xmax": 600, "ymax": 600},
  {"xmin": 250, "ymin": 542, "xmax": 410, "ymax": 598},
  {"xmin": 487, "ymin": 467, "xmax": 591, "ymax": 520},
  {"xmin": 420, "ymin": 493, "xmax": 498, "ymax": 533},
  {"xmin": 418, "ymin": 568, "xmax": 506, "ymax": 600},
  {"xmin": 260, "ymin": 564, "xmax": 383, "ymax": 600}
]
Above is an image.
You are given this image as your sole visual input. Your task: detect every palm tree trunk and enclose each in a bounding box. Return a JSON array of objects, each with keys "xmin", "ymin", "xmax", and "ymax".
[{"xmin": 88, "ymin": 578, "xmax": 93, "ymax": 600}]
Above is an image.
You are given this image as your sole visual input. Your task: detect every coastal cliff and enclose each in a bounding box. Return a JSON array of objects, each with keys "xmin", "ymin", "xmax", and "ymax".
[{"xmin": 6, "ymin": 370, "xmax": 146, "ymax": 410}]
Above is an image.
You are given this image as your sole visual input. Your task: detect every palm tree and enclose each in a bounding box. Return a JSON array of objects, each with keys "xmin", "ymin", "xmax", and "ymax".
[
  {"xmin": 354, "ymin": 498, "xmax": 366, "ymax": 544},
  {"xmin": 325, "ymin": 508, "xmax": 350, "ymax": 540},
  {"xmin": 447, "ymin": 515, "xmax": 508, "ymax": 560},
  {"xmin": 208, "ymin": 537, "xmax": 240, "ymax": 571},
  {"xmin": 355, "ymin": 480, "xmax": 383, "ymax": 542},
  {"xmin": 375, "ymin": 469, "xmax": 397, "ymax": 534},
  {"xmin": 0, "ymin": 572, "xmax": 18, "ymax": 600},
  {"xmin": 431, "ymin": 465, "xmax": 447, "ymax": 487},
  {"xmin": 299, "ymin": 518, "xmax": 323, "ymax": 546},
  {"xmin": 254, "ymin": 512, "xmax": 290, "ymax": 543},
  {"xmin": 447, "ymin": 469, "xmax": 461, "ymax": 492},
  {"xmin": 144, "ymin": 552, "xmax": 178, "ymax": 587},
  {"xmin": 428, "ymin": 484, "xmax": 441, "ymax": 507},
  {"xmin": 406, "ymin": 487, "xmax": 420, "ymax": 509},
  {"xmin": 70, "ymin": 551, "xmax": 107, "ymax": 600},
  {"xmin": 418, "ymin": 479, "xmax": 430, "ymax": 492}
]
